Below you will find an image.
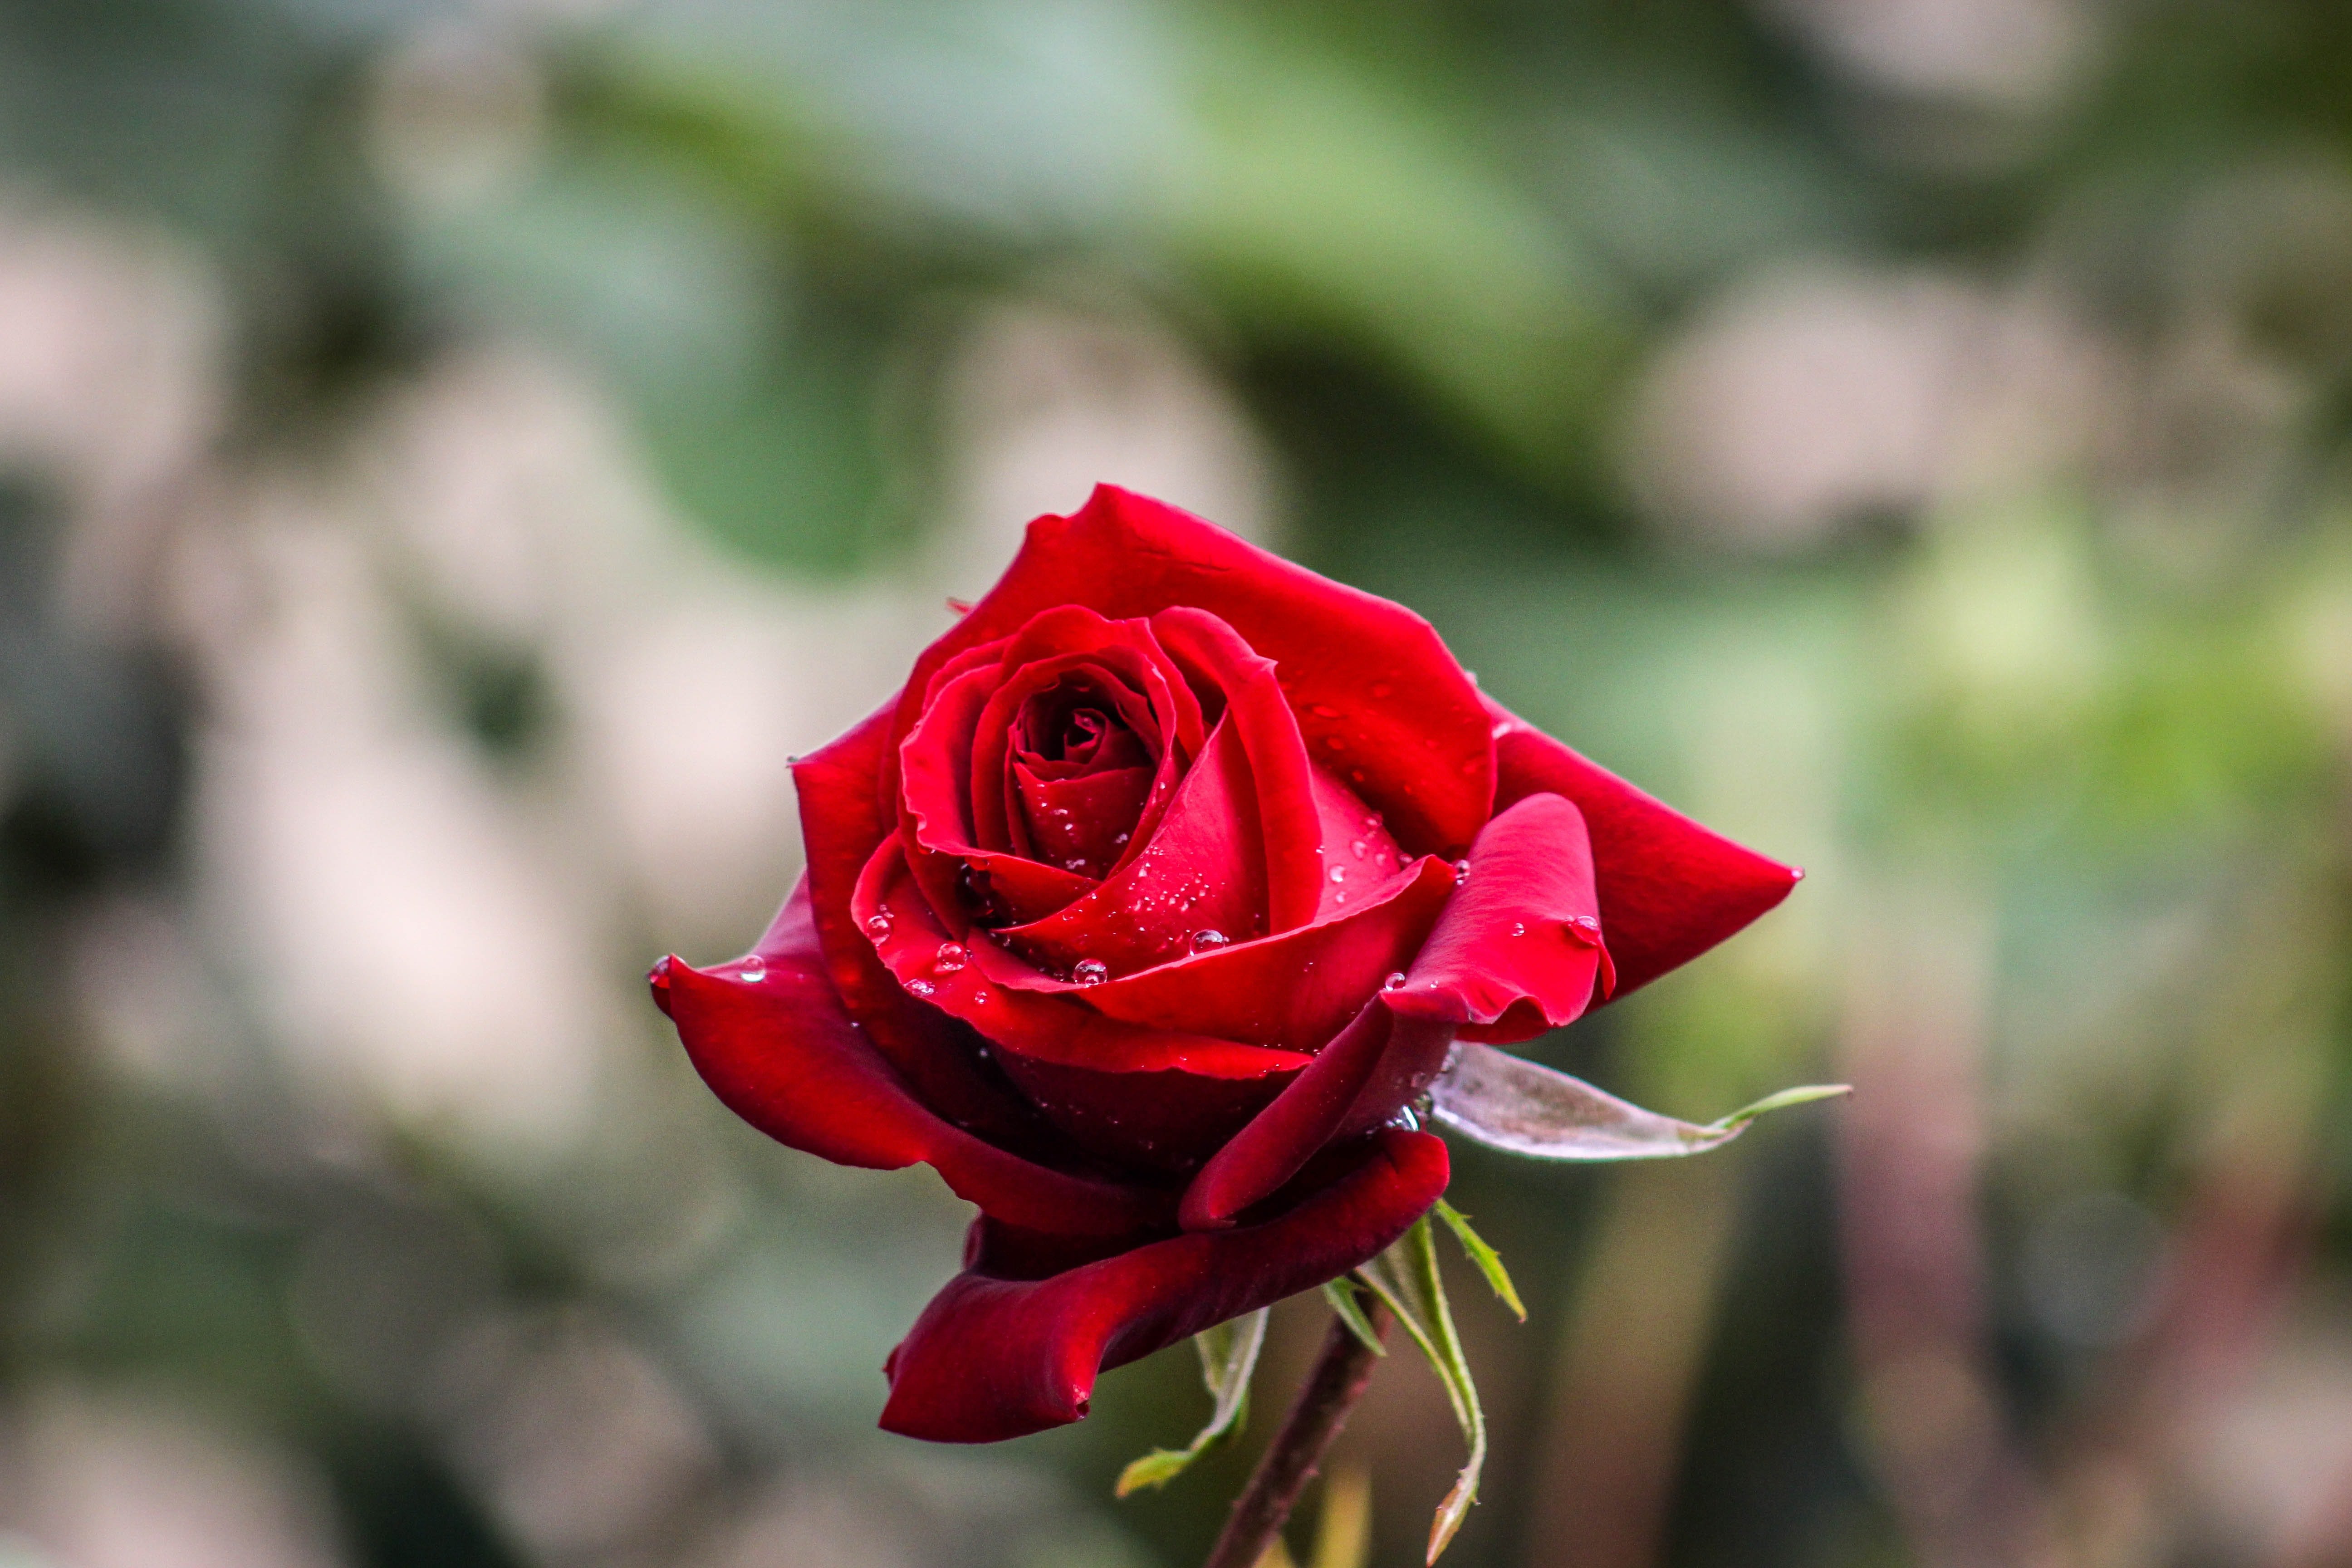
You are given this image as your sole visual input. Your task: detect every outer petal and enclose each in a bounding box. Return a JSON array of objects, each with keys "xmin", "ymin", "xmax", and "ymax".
[
  {"xmin": 1177, "ymin": 794, "xmax": 1607, "ymax": 1230},
  {"xmin": 895, "ymin": 486, "xmax": 1494, "ymax": 857},
  {"xmin": 1487, "ymin": 698, "xmax": 1802, "ymax": 996},
  {"xmin": 877, "ymin": 1127, "xmax": 1449, "ymax": 1442},
  {"xmin": 656, "ymin": 882, "xmax": 1165, "ymax": 1238},
  {"xmin": 792, "ymin": 707, "xmax": 1048, "ymax": 1141}
]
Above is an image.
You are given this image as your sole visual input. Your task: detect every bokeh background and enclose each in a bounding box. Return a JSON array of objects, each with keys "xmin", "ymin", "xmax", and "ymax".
[{"xmin": 5, "ymin": 1, "xmax": 2352, "ymax": 1565}]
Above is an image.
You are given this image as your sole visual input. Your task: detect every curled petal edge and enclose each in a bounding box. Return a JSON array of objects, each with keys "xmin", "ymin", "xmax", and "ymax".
[
  {"xmin": 1487, "ymin": 698, "xmax": 1800, "ymax": 997},
  {"xmin": 657, "ymin": 882, "xmax": 1166, "ymax": 1240},
  {"xmin": 1177, "ymin": 793, "xmax": 1605, "ymax": 1230},
  {"xmin": 879, "ymin": 1126, "xmax": 1448, "ymax": 1442}
]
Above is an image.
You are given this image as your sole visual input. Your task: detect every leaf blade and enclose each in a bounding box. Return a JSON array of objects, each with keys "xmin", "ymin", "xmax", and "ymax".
[
  {"xmin": 1431, "ymin": 1199, "xmax": 1525, "ymax": 1321},
  {"xmin": 1426, "ymin": 1042, "xmax": 1848, "ymax": 1162},
  {"xmin": 1355, "ymin": 1217, "xmax": 1485, "ymax": 1563},
  {"xmin": 1114, "ymin": 1307, "xmax": 1271, "ymax": 1497},
  {"xmin": 1321, "ymin": 1279, "xmax": 1388, "ymax": 1356}
]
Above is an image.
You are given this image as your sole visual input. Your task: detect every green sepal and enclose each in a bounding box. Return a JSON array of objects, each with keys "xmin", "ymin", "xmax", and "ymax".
[
  {"xmin": 1321, "ymin": 1278, "xmax": 1389, "ymax": 1355},
  {"xmin": 1431, "ymin": 1199, "xmax": 1525, "ymax": 1321},
  {"xmin": 1355, "ymin": 1217, "xmax": 1486, "ymax": 1563},
  {"xmin": 1116, "ymin": 1307, "xmax": 1270, "ymax": 1496}
]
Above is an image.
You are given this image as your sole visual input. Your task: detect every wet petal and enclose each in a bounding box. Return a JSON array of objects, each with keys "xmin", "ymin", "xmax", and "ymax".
[
  {"xmin": 1488, "ymin": 698, "xmax": 1800, "ymax": 997},
  {"xmin": 1176, "ymin": 794, "xmax": 1607, "ymax": 1229},
  {"xmin": 892, "ymin": 485, "xmax": 1492, "ymax": 858}
]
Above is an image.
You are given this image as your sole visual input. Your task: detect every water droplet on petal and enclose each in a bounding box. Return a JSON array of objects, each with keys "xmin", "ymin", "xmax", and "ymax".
[
  {"xmin": 973, "ymin": 990, "xmax": 990, "ymax": 1005},
  {"xmin": 1510, "ymin": 921, "xmax": 1526, "ymax": 937},
  {"xmin": 1329, "ymin": 867, "xmax": 1347, "ymax": 882},
  {"xmin": 1383, "ymin": 971, "xmax": 1407, "ymax": 991},
  {"xmin": 1073, "ymin": 959, "xmax": 1109, "ymax": 987},
  {"xmin": 1387, "ymin": 1104, "xmax": 1421, "ymax": 1132},
  {"xmin": 646, "ymin": 955, "xmax": 672, "ymax": 990},
  {"xmin": 1189, "ymin": 929, "xmax": 1229, "ymax": 953},
  {"xmin": 1490, "ymin": 720, "xmax": 1512, "ymax": 739},
  {"xmin": 1113, "ymin": 832, "xmax": 1130, "ymax": 846},
  {"xmin": 1452, "ymin": 859, "xmax": 1471, "ymax": 886},
  {"xmin": 1350, "ymin": 839, "xmax": 1367, "ymax": 859},
  {"xmin": 864, "ymin": 912, "xmax": 893, "ymax": 941},
  {"xmin": 933, "ymin": 942, "xmax": 968, "ymax": 974},
  {"xmin": 1308, "ymin": 703, "xmax": 1342, "ymax": 719},
  {"xmin": 1465, "ymin": 670, "xmax": 1480, "ymax": 686},
  {"xmin": 740, "ymin": 955, "xmax": 767, "ymax": 982},
  {"xmin": 906, "ymin": 978, "xmax": 936, "ymax": 997},
  {"xmin": 1323, "ymin": 735, "xmax": 1347, "ymax": 752}
]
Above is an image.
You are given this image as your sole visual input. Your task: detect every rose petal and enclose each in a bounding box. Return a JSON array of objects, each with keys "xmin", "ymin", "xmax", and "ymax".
[
  {"xmin": 1176, "ymin": 794, "xmax": 1607, "ymax": 1229},
  {"xmin": 1487, "ymin": 698, "xmax": 1801, "ymax": 996},
  {"xmin": 877, "ymin": 1127, "xmax": 1448, "ymax": 1442},
  {"xmin": 1305, "ymin": 761, "xmax": 1408, "ymax": 919},
  {"xmin": 1401, "ymin": 790, "xmax": 1607, "ymax": 1044},
  {"xmin": 1078, "ymin": 855, "xmax": 1455, "ymax": 1052},
  {"xmin": 1178, "ymin": 998, "xmax": 1454, "ymax": 1231},
  {"xmin": 855, "ymin": 835, "xmax": 1308, "ymax": 1079},
  {"xmin": 984, "ymin": 1052, "xmax": 1295, "ymax": 1176},
  {"xmin": 1012, "ymin": 760, "xmax": 1153, "ymax": 879},
  {"xmin": 993, "ymin": 714, "xmax": 1271, "ymax": 977},
  {"xmin": 1149, "ymin": 606, "xmax": 1325, "ymax": 931},
  {"xmin": 969, "ymin": 652, "xmax": 1167, "ymax": 850},
  {"xmin": 892, "ymin": 485, "xmax": 1493, "ymax": 858},
  {"xmin": 658, "ymin": 882, "xmax": 1164, "ymax": 1239},
  {"xmin": 965, "ymin": 608, "xmax": 1203, "ymax": 881},
  {"xmin": 898, "ymin": 663, "xmax": 1100, "ymax": 929},
  {"xmin": 794, "ymin": 706, "xmax": 1044, "ymax": 1135}
]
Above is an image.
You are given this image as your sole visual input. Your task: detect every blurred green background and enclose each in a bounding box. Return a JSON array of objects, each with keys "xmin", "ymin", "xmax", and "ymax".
[{"xmin": 5, "ymin": 1, "xmax": 2352, "ymax": 1565}]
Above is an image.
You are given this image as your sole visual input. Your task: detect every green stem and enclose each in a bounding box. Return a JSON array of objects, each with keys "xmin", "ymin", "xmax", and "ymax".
[{"xmin": 1202, "ymin": 1298, "xmax": 1392, "ymax": 1568}]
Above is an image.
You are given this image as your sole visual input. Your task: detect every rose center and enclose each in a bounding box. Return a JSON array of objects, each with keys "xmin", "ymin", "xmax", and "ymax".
[{"xmin": 1009, "ymin": 677, "xmax": 1156, "ymax": 880}]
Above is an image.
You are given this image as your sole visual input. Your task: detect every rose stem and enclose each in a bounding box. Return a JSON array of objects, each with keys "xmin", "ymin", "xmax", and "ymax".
[{"xmin": 1202, "ymin": 1296, "xmax": 1392, "ymax": 1568}]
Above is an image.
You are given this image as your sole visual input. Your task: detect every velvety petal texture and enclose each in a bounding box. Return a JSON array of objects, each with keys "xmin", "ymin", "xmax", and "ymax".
[
  {"xmin": 881, "ymin": 1127, "xmax": 1448, "ymax": 1442},
  {"xmin": 652, "ymin": 485, "xmax": 1798, "ymax": 1446}
]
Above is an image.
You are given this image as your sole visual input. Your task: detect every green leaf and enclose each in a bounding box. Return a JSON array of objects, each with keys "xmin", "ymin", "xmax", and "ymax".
[
  {"xmin": 1702, "ymin": 1083, "xmax": 1856, "ymax": 1136},
  {"xmin": 1115, "ymin": 1308, "xmax": 1270, "ymax": 1496},
  {"xmin": 1431, "ymin": 1199, "xmax": 1525, "ymax": 1322},
  {"xmin": 1321, "ymin": 1279, "xmax": 1388, "ymax": 1356},
  {"xmin": 1427, "ymin": 1041, "xmax": 1850, "ymax": 1162},
  {"xmin": 1355, "ymin": 1218, "xmax": 1486, "ymax": 1563}
]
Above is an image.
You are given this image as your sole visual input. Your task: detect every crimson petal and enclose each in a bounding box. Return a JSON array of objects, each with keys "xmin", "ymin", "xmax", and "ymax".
[
  {"xmin": 892, "ymin": 486, "xmax": 1493, "ymax": 858},
  {"xmin": 1487, "ymin": 698, "xmax": 1801, "ymax": 996},
  {"xmin": 855, "ymin": 836, "xmax": 1308, "ymax": 1078},
  {"xmin": 792, "ymin": 707, "xmax": 1047, "ymax": 1138},
  {"xmin": 1176, "ymin": 794, "xmax": 1607, "ymax": 1229},
  {"xmin": 1078, "ymin": 855, "xmax": 1455, "ymax": 1052},
  {"xmin": 658, "ymin": 882, "xmax": 1165, "ymax": 1239},
  {"xmin": 877, "ymin": 1127, "xmax": 1448, "ymax": 1442}
]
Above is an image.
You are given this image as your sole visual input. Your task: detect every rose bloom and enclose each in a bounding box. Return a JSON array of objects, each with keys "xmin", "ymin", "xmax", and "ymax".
[{"xmin": 651, "ymin": 487, "xmax": 1796, "ymax": 1443}]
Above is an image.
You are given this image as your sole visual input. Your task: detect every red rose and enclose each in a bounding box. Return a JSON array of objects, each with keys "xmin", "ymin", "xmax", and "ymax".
[{"xmin": 650, "ymin": 486, "xmax": 1796, "ymax": 1443}]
